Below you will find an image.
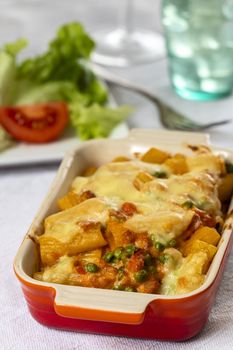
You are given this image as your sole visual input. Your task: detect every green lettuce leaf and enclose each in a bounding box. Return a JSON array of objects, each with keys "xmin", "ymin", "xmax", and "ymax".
[
  {"xmin": 11, "ymin": 81, "xmax": 84, "ymax": 105},
  {"xmin": 69, "ymin": 103, "xmax": 133, "ymax": 140},
  {"xmin": 3, "ymin": 38, "xmax": 28, "ymax": 58},
  {"xmin": 0, "ymin": 51, "xmax": 16, "ymax": 105},
  {"xmin": 0, "ymin": 22, "xmax": 131, "ymax": 141},
  {"xmin": 17, "ymin": 23, "xmax": 95, "ymax": 85}
]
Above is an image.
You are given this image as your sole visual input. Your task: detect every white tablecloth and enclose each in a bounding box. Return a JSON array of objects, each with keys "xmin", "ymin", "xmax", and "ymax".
[{"xmin": 1, "ymin": 1, "xmax": 233, "ymax": 349}]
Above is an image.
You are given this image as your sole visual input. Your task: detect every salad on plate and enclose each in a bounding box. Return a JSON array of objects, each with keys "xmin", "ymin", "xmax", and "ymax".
[{"xmin": 0, "ymin": 22, "xmax": 131, "ymax": 152}]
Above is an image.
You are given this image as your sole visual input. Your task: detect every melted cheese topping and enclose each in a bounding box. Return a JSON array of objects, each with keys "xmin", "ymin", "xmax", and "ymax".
[
  {"xmin": 160, "ymin": 251, "xmax": 208, "ymax": 295},
  {"xmin": 143, "ymin": 171, "xmax": 221, "ymax": 216},
  {"xmin": 44, "ymin": 198, "xmax": 109, "ymax": 243},
  {"xmin": 72, "ymin": 159, "xmax": 221, "ymax": 228},
  {"xmin": 124, "ymin": 202, "xmax": 194, "ymax": 243},
  {"xmin": 36, "ymin": 150, "xmax": 224, "ymax": 295},
  {"xmin": 187, "ymin": 153, "xmax": 225, "ymax": 174},
  {"xmin": 34, "ymin": 256, "xmax": 77, "ymax": 284}
]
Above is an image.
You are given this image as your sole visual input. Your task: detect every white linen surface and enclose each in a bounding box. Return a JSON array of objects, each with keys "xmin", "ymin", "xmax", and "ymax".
[{"xmin": 1, "ymin": 0, "xmax": 233, "ymax": 349}]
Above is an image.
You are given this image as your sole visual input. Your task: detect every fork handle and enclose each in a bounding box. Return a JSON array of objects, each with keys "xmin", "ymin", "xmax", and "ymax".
[{"xmin": 90, "ymin": 63, "xmax": 163, "ymax": 108}]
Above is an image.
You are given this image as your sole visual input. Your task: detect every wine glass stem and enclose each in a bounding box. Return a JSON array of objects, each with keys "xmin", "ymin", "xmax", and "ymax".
[{"xmin": 121, "ymin": 0, "xmax": 134, "ymax": 37}]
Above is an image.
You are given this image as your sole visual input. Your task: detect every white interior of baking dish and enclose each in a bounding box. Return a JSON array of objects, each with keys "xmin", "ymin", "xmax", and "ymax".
[{"xmin": 14, "ymin": 129, "xmax": 233, "ymax": 316}]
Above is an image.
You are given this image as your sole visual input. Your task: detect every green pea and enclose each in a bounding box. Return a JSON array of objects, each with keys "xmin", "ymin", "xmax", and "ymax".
[
  {"xmin": 158, "ymin": 254, "xmax": 170, "ymax": 264},
  {"xmin": 144, "ymin": 253, "xmax": 153, "ymax": 266},
  {"xmin": 196, "ymin": 200, "xmax": 211, "ymax": 211},
  {"xmin": 118, "ymin": 268, "xmax": 125, "ymax": 280},
  {"xmin": 150, "ymin": 235, "xmax": 164, "ymax": 250},
  {"xmin": 112, "ymin": 284, "xmax": 124, "ymax": 291},
  {"xmin": 125, "ymin": 286, "xmax": 136, "ymax": 292},
  {"xmin": 168, "ymin": 239, "xmax": 177, "ymax": 247},
  {"xmin": 150, "ymin": 234, "xmax": 156, "ymax": 244},
  {"xmin": 125, "ymin": 244, "xmax": 136, "ymax": 257},
  {"xmin": 134, "ymin": 269, "xmax": 148, "ymax": 282},
  {"xmin": 148, "ymin": 265, "xmax": 157, "ymax": 275},
  {"xmin": 155, "ymin": 242, "xmax": 165, "ymax": 251},
  {"xmin": 182, "ymin": 200, "xmax": 194, "ymax": 209},
  {"xmin": 84, "ymin": 263, "xmax": 99, "ymax": 273},
  {"xmin": 103, "ymin": 251, "xmax": 114, "ymax": 263},
  {"xmin": 225, "ymin": 161, "xmax": 233, "ymax": 174},
  {"xmin": 153, "ymin": 171, "xmax": 168, "ymax": 179},
  {"xmin": 120, "ymin": 251, "xmax": 128, "ymax": 262},
  {"xmin": 114, "ymin": 247, "xmax": 124, "ymax": 260}
]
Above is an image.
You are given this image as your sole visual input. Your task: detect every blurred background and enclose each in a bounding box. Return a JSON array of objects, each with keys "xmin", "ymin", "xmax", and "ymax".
[
  {"xmin": 0, "ymin": 0, "xmax": 233, "ymax": 147},
  {"xmin": 0, "ymin": 0, "xmax": 163, "ymax": 55}
]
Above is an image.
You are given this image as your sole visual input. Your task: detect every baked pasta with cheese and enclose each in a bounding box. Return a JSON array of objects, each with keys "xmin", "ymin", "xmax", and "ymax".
[{"xmin": 34, "ymin": 146, "xmax": 233, "ymax": 295}]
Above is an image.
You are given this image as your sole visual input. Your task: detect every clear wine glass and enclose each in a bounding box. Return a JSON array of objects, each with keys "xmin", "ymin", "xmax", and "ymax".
[{"xmin": 91, "ymin": 0, "xmax": 165, "ymax": 67}]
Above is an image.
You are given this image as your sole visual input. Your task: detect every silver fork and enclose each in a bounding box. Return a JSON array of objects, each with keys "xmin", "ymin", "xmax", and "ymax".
[{"xmin": 90, "ymin": 63, "xmax": 231, "ymax": 131}]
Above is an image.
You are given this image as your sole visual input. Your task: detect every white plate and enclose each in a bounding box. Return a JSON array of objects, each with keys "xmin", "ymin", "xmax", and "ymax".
[
  {"xmin": 0, "ymin": 123, "xmax": 128, "ymax": 167},
  {"xmin": 0, "ymin": 93, "xmax": 129, "ymax": 167}
]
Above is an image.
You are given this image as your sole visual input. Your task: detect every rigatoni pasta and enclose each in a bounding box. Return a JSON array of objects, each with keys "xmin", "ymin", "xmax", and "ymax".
[{"xmin": 34, "ymin": 146, "xmax": 233, "ymax": 295}]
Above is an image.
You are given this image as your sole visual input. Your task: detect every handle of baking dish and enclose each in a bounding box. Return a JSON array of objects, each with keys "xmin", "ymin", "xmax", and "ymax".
[
  {"xmin": 54, "ymin": 286, "xmax": 156, "ymax": 324},
  {"xmin": 128, "ymin": 128, "xmax": 210, "ymax": 146}
]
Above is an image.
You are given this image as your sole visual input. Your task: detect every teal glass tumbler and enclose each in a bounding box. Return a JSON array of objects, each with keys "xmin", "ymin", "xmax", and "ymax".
[{"xmin": 162, "ymin": 0, "xmax": 233, "ymax": 100}]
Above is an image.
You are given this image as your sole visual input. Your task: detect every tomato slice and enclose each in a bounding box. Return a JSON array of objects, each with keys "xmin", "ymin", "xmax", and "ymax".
[{"xmin": 0, "ymin": 101, "xmax": 68, "ymax": 143}]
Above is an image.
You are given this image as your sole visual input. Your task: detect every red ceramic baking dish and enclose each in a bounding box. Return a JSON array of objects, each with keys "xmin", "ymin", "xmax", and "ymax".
[{"xmin": 14, "ymin": 129, "xmax": 233, "ymax": 341}]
